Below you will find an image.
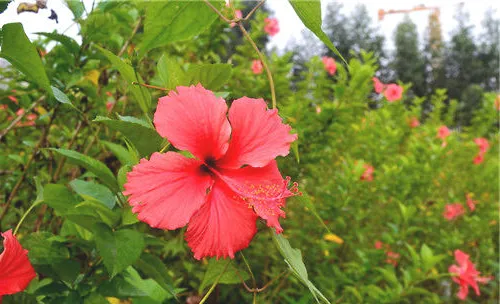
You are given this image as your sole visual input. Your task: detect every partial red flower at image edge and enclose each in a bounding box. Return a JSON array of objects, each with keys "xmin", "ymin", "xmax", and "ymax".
[{"xmin": 124, "ymin": 84, "xmax": 299, "ymax": 260}]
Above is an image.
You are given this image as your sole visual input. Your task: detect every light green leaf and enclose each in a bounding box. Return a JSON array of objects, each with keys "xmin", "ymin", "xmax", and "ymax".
[
  {"xmin": 186, "ymin": 64, "xmax": 232, "ymax": 91},
  {"xmin": 272, "ymin": 233, "xmax": 331, "ymax": 304},
  {"xmin": 138, "ymin": 0, "xmax": 224, "ymax": 57},
  {"xmin": 288, "ymin": 0, "xmax": 347, "ymax": 65},
  {"xmin": 94, "ymin": 116, "xmax": 163, "ymax": 157},
  {"xmin": 65, "ymin": 0, "xmax": 85, "ymax": 19},
  {"xmin": 199, "ymin": 259, "xmax": 248, "ymax": 293},
  {"xmin": 69, "ymin": 179, "xmax": 116, "ymax": 209},
  {"xmin": 49, "ymin": 148, "xmax": 119, "ymax": 192},
  {"xmin": 0, "ymin": 23, "xmax": 53, "ymax": 94},
  {"xmin": 94, "ymin": 224, "xmax": 145, "ymax": 278},
  {"xmin": 66, "ymin": 200, "xmax": 120, "ymax": 229},
  {"xmin": 135, "ymin": 253, "xmax": 177, "ymax": 299},
  {"xmin": 157, "ymin": 54, "xmax": 186, "ymax": 90},
  {"xmin": 36, "ymin": 32, "xmax": 80, "ymax": 55},
  {"xmin": 51, "ymin": 86, "xmax": 79, "ymax": 111},
  {"xmin": 101, "ymin": 140, "xmax": 136, "ymax": 166},
  {"xmin": 94, "ymin": 45, "xmax": 151, "ymax": 114}
]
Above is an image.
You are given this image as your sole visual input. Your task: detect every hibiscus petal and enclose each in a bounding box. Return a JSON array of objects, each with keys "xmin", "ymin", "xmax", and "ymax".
[
  {"xmin": 0, "ymin": 230, "xmax": 36, "ymax": 295},
  {"xmin": 124, "ymin": 152, "xmax": 213, "ymax": 230},
  {"xmin": 454, "ymin": 250, "xmax": 470, "ymax": 267},
  {"xmin": 217, "ymin": 97, "xmax": 297, "ymax": 169},
  {"xmin": 216, "ymin": 161, "xmax": 297, "ymax": 233},
  {"xmin": 186, "ymin": 181, "xmax": 257, "ymax": 260},
  {"xmin": 457, "ymin": 284, "xmax": 469, "ymax": 300},
  {"xmin": 154, "ymin": 85, "xmax": 231, "ymax": 161}
]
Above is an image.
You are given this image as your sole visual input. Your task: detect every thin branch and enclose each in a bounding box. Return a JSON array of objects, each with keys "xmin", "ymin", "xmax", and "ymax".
[
  {"xmin": 203, "ymin": 0, "xmax": 230, "ymax": 23},
  {"xmin": 244, "ymin": 0, "xmax": 265, "ymax": 21},
  {"xmin": 52, "ymin": 120, "xmax": 84, "ymax": 181},
  {"xmin": 0, "ymin": 108, "xmax": 57, "ymax": 222},
  {"xmin": 0, "ymin": 97, "xmax": 43, "ymax": 141},
  {"xmin": 132, "ymin": 81, "xmax": 168, "ymax": 91},
  {"xmin": 118, "ymin": 16, "xmax": 143, "ymax": 57},
  {"xmin": 237, "ymin": 23, "xmax": 277, "ymax": 109}
]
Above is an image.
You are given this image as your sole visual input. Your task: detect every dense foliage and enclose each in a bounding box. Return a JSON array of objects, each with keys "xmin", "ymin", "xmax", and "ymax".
[{"xmin": 0, "ymin": 1, "xmax": 498, "ymax": 303}]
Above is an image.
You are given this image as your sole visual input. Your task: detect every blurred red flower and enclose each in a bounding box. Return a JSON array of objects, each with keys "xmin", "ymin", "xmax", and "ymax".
[
  {"xmin": 372, "ymin": 77, "xmax": 385, "ymax": 94},
  {"xmin": 321, "ymin": 56, "xmax": 337, "ymax": 75},
  {"xmin": 465, "ymin": 193, "xmax": 477, "ymax": 211},
  {"xmin": 443, "ymin": 203, "xmax": 465, "ymax": 221},
  {"xmin": 384, "ymin": 84, "xmax": 403, "ymax": 102},
  {"xmin": 0, "ymin": 230, "xmax": 37, "ymax": 299},
  {"xmin": 449, "ymin": 250, "xmax": 491, "ymax": 300},
  {"xmin": 409, "ymin": 117, "xmax": 420, "ymax": 128},
  {"xmin": 230, "ymin": 10, "xmax": 242, "ymax": 28},
  {"xmin": 251, "ymin": 59, "xmax": 263, "ymax": 75},
  {"xmin": 264, "ymin": 17, "xmax": 279, "ymax": 36},
  {"xmin": 360, "ymin": 164, "xmax": 374, "ymax": 182},
  {"xmin": 124, "ymin": 85, "xmax": 298, "ymax": 259}
]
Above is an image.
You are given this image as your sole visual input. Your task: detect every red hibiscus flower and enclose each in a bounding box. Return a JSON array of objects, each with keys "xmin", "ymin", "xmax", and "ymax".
[
  {"xmin": 124, "ymin": 85, "xmax": 298, "ymax": 259},
  {"xmin": 374, "ymin": 240, "xmax": 384, "ymax": 250},
  {"xmin": 7, "ymin": 96, "xmax": 18, "ymax": 104},
  {"xmin": 408, "ymin": 117, "xmax": 420, "ymax": 128},
  {"xmin": 251, "ymin": 59, "xmax": 263, "ymax": 75},
  {"xmin": 443, "ymin": 203, "xmax": 465, "ymax": 221},
  {"xmin": 321, "ymin": 56, "xmax": 337, "ymax": 76},
  {"xmin": 372, "ymin": 77, "xmax": 385, "ymax": 94},
  {"xmin": 449, "ymin": 250, "xmax": 491, "ymax": 300},
  {"xmin": 384, "ymin": 84, "xmax": 403, "ymax": 102},
  {"xmin": 0, "ymin": 230, "xmax": 37, "ymax": 300},
  {"xmin": 474, "ymin": 138, "xmax": 489, "ymax": 154},
  {"xmin": 360, "ymin": 164, "xmax": 374, "ymax": 182},
  {"xmin": 466, "ymin": 193, "xmax": 478, "ymax": 211},
  {"xmin": 230, "ymin": 10, "xmax": 242, "ymax": 28},
  {"xmin": 264, "ymin": 17, "xmax": 279, "ymax": 36},
  {"xmin": 386, "ymin": 251, "xmax": 400, "ymax": 266}
]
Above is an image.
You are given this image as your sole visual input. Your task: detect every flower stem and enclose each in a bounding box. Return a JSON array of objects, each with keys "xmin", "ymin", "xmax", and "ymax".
[
  {"xmin": 199, "ymin": 259, "xmax": 231, "ymax": 304},
  {"xmin": 13, "ymin": 201, "xmax": 41, "ymax": 235}
]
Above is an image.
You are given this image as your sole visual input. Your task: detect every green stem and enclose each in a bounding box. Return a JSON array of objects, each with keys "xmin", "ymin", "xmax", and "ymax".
[
  {"xmin": 240, "ymin": 252, "xmax": 257, "ymax": 287},
  {"xmin": 199, "ymin": 259, "xmax": 231, "ymax": 304},
  {"xmin": 14, "ymin": 201, "xmax": 42, "ymax": 235}
]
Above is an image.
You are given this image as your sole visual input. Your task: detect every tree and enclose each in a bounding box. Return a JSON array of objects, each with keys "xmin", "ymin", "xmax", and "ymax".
[{"xmin": 393, "ymin": 16, "xmax": 426, "ymax": 97}]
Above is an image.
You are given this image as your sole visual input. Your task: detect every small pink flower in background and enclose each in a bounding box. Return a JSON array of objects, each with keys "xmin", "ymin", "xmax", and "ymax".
[
  {"xmin": 473, "ymin": 154, "xmax": 484, "ymax": 165},
  {"xmin": 16, "ymin": 109, "xmax": 25, "ymax": 116},
  {"xmin": 8, "ymin": 96, "xmax": 18, "ymax": 104},
  {"xmin": 230, "ymin": 10, "xmax": 242, "ymax": 28},
  {"xmin": 465, "ymin": 193, "xmax": 477, "ymax": 211},
  {"xmin": 321, "ymin": 56, "xmax": 337, "ymax": 75},
  {"xmin": 374, "ymin": 240, "xmax": 384, "ymax": 249},
  {"xmin": 449, "ymin": 250, "xmax": 491, "ymax": 300},
  {"xmin": 264, "ymin": 17, "xmax": 279, "ymax": 36},
  {"xmin": 409, "ymin": 117, "xmax": 420, "ymax": 128},
  {"xmin": 251, "ymin": 60, "xmax": 263, "ymax": 75},
  {"xmin": 437, "ymin": 126, "xmax": 450, "ymax": 145},
  {"xmin": 106, "ymin": 91, "xmax": 113, "ymax": 98},
  {"xmin": 0, "ymin": 105, "xmax": 7, "ymax": 110},
  {"xmin": 315, "ymin": 106, "xmax": 322, "ymax": 114},
  {"xmin": 106, "ymin": 101, "xmax": 115, "ymax": 112},
  {"xmin": 386, "ymin": 251, "xmax": 400, "ymax": 266},
  {"xmin": 26, "ymin": 114, "xmax": 37, "ymax": 121},
  {"xmin": 384, "ymin": 84, "xmax": 403, "ymax": 102},
  {"xmin": 495, "ymin": 95, "xmax": 500, "ymax": 111},
  {"xmin": 443, "ymin": 203, "xmax": 465, "ymax": 221},
  {"xmin": 372, "ymin": 77, "xmax": 385, "ymax": 94},
  {"xmin": 474, "ymin": 138, "xmax": 489, "ymax": 154},
  {"xmin": 360, "ymin": 164, "xmax": 374, "ymax": 182}
]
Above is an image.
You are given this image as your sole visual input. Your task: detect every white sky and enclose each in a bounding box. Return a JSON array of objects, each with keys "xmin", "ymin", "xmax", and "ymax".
[{"xmin": 0, "ymin": 0, "xmax": 498, "ymax": 54}]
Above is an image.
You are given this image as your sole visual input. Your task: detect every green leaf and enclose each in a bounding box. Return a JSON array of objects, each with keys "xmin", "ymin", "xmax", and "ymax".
[
  {"xmin": 135, "ymin": 253, "xmax": 177, "ymax": 299},
  {"xmin": 157, "ymin": 54, "xmax": 186, "ymax": 90},
  {"xmin": 0, "ymin": 23, "xmax": 53, "ymax": 94},
  {"xmin": 94, "ymin": 224, "xmax": 145, "ymax": 278},
  {"xmin": 186, "ymin": 64, "xmax": 232, "ymax": 91},
  {"xmin": 49, "ymin": 148, "xmax": 119, "ymax": 192},
  {"xmin": 0, "ymin": 1, "xmax": 11, "ymax": 14},
  {"xmin": 199, "ymin": 259, "xmax": 248, "ymax": 293},
  {"xmin": 94, "ymin": 116, "xmax": 163, "ymax": 157},
  {"xmin": 288, "ymin": 0, "xmax": 347, "ymax": 65},
  {"xmin": 65, "ymin": 0, "xmax": 85, "ymax": 19},
  {"xmin": 21, "ymin": 232, "xmax": 70, "ymax": 265},
  {"xmin": 94, "ymin": 45, "xmax": 151, "ymax": 114},
  {"xmin": 272, "ymin": 233, "xmax": 331, "ymax": 304},
  {"xmin": 43, "ymin": 184, "xmax": 80, "ymax": 214},
  {"xmin": 36, "ymin": 32, "xmax": 80, "ymax": 55},
  {"xmin": 51, "ymin": 86, "xmax": 79, "ymax": 111},
  {"xmin": 138, "ymin": 0, "xmax": 223, "ymax": 57},
  {"xmin": 101, "ymin": 140, "xmax": 136, "ymax": 166},
  {"xmin": 69, "ymin": 179, "xmax": 116, "ymax": 209},
  {"xmin": 66, "ymin": 201, "xmax": 120, "ymax": 229}
]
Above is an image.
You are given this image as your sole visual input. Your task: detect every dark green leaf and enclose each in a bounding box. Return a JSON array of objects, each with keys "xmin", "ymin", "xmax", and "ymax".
[
  {"xmin": 138, "ymin": 0, "xmax": 223, "ymax": 57},
  {"xmin": 94, "ymin": 224, "xmax": 145, "ymax": 278},
  {"xmin": 199, "ymin": 259, "xmax": 248, "ymax": 292},
  {"xmin": 66, "ymin": 201, "xmax": 120, "ymax": 229},
  {"xmin": 288, "ymin": 0, "xmax": 347, "ymax": 65},
  {"xmin": 49, "ymin": 148, "xmax": 119, "ymax": 192},
  {"xmin": 43, "ymin": 184, "xmax": 80, "ymax": 214},
  {"xmin": 21, "ymin": 232, "xmax": 70, "ymax": 265},
  {"xmin": 0, "ymin": 23, "xmax": 53, "ymax": 94},
  {"xmin": 101, "ymin": 140, "xmax": 136, "ymax": 166},
  {"xmin": 95, "ymin": 45, "xmax": 151, "ymax": 114},
  {"xmin": 135, "ymin": 253, "xmax": 177, "ymax": 299},
  {"xmin": 94, "ymin": 116, "xmax": 163, "ymax": 157},
  {"xmin": 186, "ymin": 64, "xmax": 232, "ymax": 91},
  {"xmin": 0, "ymin": 0, "xmax": 11, "ymax": 14},
  {"xmin": 69, "ymin": 179, "xmax": 116, "ymax": 209}
]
